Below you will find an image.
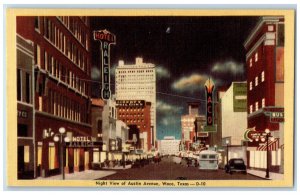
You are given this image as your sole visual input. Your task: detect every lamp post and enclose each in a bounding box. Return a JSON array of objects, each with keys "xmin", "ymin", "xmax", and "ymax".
[
  {"xmin": 53, "ymin": 127, "xmax": 70, "ymax": 180},
  {"xmin": 250, "ymin": 128, "xmax": 274, "ymax": 179},
  {"xmin": 97, "ymin": 133, "xmax": 103, "ymax": 168},
  {"xmin": 265, "ymin": 128, "xmax": 271, "ymax": 179},
  {"xmin": 226, "ymin": 140, "xmax": 229, "ymax": 165}
]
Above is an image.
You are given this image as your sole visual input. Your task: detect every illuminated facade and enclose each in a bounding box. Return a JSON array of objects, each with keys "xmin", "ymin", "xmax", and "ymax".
[
  {"xmin": 115, "ymin": 58, "xmax": 156, "ymax": 148},
  {"xmin": 17, "ymin": 16, "xmax": 92, "ymax": 178},
  {"xmin": 244, "ymin": 16, "xmax": 284, "ymax": 172},
  {"xmin": 116, "ymin": 100, "xmax": 152, "ymax": 151}
]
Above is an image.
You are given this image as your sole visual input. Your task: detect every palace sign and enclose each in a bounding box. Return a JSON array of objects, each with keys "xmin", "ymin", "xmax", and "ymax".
[{"xmin": 93, "ymin": 29, "xmax": 116, "ymax": 100}]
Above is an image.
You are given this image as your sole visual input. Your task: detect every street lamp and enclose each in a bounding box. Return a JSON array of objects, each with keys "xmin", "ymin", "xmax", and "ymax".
[
  {"xmin": 226, "ymin": 140, "xmax": 229, "ymax": 165},
  {"xmin": 250, "ymin": 128, "xmax": 274, "ymax": 179},
  {"xmin": 97, "ymin": 133, "xmax": 103, "ymax": 168},
  {"xmin": 53, "ymin": 127, "xmax": 70, "ymax": 180},
  {"xmin": 265, "ymin": 128, "xmax": 271, "ymax": 179}
]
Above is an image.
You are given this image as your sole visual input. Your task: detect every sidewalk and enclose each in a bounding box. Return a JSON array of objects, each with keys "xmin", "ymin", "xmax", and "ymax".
[
  {"xmin": 247, "ymin": 169, "xmax": 284, "ymax": 180},
  {"xmin": 35, "ymin": 169, "xmax": 116, "ymax": 180}
]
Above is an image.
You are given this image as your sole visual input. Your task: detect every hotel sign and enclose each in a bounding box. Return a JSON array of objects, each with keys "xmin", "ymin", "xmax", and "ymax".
[
  {"xmin": 66, "ymin": 136, "xmax": 103, "ymax": 148},
  {"xmin": 93, "ymin": 29, "xmax": 116, "ymax": 100}
]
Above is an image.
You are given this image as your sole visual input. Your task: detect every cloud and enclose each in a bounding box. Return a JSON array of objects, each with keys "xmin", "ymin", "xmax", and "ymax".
[
  {"xmin": 156, "ymin": 66, "xmax": 171, "ymax": 79},
  {"xmin": 156, "ymin": 100, "xmax": 182, "ymax": 113},
  {"xmin": 211, "ymin": 61, "xmax": 245, "ymax": 75},
  {"xmin": 91, "ymin": 67, "xmax": 101, "ymax": 80},
  {"xmin": 172, "ymin": 74, "xmax": 209, "ymax": 92}
]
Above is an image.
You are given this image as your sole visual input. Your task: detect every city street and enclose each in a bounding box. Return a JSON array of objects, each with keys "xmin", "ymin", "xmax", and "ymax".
[{"xmin": 100, "ymin": 157, "xmax": 263, "ymax": 180}]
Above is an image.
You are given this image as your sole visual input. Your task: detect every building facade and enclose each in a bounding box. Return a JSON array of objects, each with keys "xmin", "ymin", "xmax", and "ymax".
[
  {"xmin": 158, "ymin": 136, "xmax": 181, "ymax": 155},
  {"xmin": 221, "ymin": 82, "xmax": 247, "ymax": 146},
  {"xmin": 116, "ymin": 100, "xmax": 152, "ymax": 151},
  {"xmin": 17, "ymin": 34, "xmax": 35, "ymax": 179},
  {"xmin": 244, "ymin": 16, "xmax": 284, "ymax": 172},
  {"xmin": 17, "ymin": 16, "xmax": 92, "ymax": 178},
  {"xmin": 181, "ymin": 102, "xmax": 201, "ymax": 150},
  {"xmin": 115, "ymin": 57, "xmax": 156, "ymax": 148}
]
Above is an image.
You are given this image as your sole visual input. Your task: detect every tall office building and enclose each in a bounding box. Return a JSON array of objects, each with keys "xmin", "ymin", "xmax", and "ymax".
[
  {"xmin": 115, "ymin": 57, "xmax": 156, "ymax": 148},
  {"xmin": 17, "ymin": 16, "xmax": 92, "ymax": 178}
]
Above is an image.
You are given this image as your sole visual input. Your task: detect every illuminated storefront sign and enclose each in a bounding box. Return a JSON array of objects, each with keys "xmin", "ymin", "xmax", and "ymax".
[
  {"xmin": 116, "ymin": 100, "xmax": 145, "ymax": 107},
  {"xmin": 93, "ymin": 29, "xmax": 116, "ymax": 100},
  {"xmin": 66, "ymin": 136, "xmax": 103, "ymax": 148},
  {"xmin": 203, "ymin": 78, "xmax": 216, "ymax": 132},
  {"xmin": 263, "ymin": 107, "xmax": 284, "ymax": 123},
  {"xmin": 233, "ymin": 82, "xmax": 247, "ymax": 112}
]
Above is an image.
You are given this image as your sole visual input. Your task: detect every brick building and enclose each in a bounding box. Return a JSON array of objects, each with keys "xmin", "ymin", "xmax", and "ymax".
[
  {"xmin": 116, "ymin": 100, "xmax": 152, "ymax": 151},
  {"xmin": 244, "ymin": 16, "xmax": 284, "ymax": 172},
  {"xmin": 17, "ymin": 16, "xmax": 92, "ymax": 178}
]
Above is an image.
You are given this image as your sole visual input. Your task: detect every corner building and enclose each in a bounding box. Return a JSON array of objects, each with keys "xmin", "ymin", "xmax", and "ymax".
[
  {"xmin": 244, "ymin": 16, "xmax": 284, "ymax": 172},
  {"xmin": 115, "ymin": 58, "xmax": 156, "ymax": 149},
  {"xmin": 17, "ymin": 16, "xmax": 92, "ymax": 178}
]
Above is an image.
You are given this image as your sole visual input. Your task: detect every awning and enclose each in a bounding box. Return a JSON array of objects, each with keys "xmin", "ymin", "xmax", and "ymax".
[{"xmin": 257, "ymin": 138, "xmax": 279, "ymax": 151}]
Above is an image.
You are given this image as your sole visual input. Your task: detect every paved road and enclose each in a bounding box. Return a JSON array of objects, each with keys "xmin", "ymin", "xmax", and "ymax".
[{"xmin": 100, "ymin": 157, "xmax": 263, "ymax": 180}]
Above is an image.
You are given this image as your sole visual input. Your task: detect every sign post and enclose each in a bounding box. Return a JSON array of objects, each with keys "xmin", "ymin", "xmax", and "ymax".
[{"xmin": 93, "ymin": 29, "xmax": 116, "ymax": 100}]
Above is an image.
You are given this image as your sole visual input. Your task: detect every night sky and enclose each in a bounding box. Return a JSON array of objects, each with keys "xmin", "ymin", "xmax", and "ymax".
[{"xmin": 90, "ymin": 16, "xmax": 259, "ymax": 140}]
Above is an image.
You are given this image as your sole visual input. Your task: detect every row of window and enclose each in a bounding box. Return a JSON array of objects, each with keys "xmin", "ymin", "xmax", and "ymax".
[
  {"xmin": 42, "ymin": 89, "xmax": 87, "ymax": 123},
  {"xmin": 118, "ymin": 70, "xmax": 154, "ymax": 74},
  {"xmin": 117, "ymin": 74, "xmax": 154, "ymax": 78},
  {"xmin": 249, "ymin": 71, "xmax": 265, "ymax": 90},
  {"xmin": 119, "ymin": 117, "xmax": 145, "ymax": 123},
  {"xmin": 36, "ymin": 48, "xmax": 88, "ymax": 96},
  {"xmin": 35, "ymin": 17, "xmax": 89, "ymax": 73},
  {"xmin": 119, "ymin": 113, "xmax": 145, "ymax": 118},
  {"xmin": 249, "ymin": 52, "xmax": 259, "ymax": 67},
  {"xmin": 56, "ymin": 16, "xmax": 89, "ymax": 49},
  {"xmin": 249, "ymin": 98, "xmax": 265, "ymax": 114}
]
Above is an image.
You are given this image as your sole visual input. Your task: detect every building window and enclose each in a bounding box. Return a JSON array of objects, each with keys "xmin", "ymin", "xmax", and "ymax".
[
  {"xmin": 18, "ymin": 124, "xmax": 28, "ymax": 137},
  {"xmin": 255, "ymin": 76, "xmax": 258, "ymax": 86},
  {"xmin": 262, "ymin": 98, "xmax": 265, "ymax": 108},
  {"xmin": 255, "ymin": 52, "xmax": 258, "ymax": 62},
  {"xmin": 249, "ymin": 81, "xmax": 253, "ymax": 91},
  {"xmin": 255, "ymin": 102, "xmax": 259, "ymax": 111},
  {"xmin": 34, "ymin": 17, "xmax": 40, "ymax": 31},
  {"xmin": 25, "ymin": 72, "xmax": 31, "ymax": 103},
  {"xmin": 261, "ymin": 71, "xmax": 265, "ymax": 82},
  {"xmin": 17, "ymin": 69, "xmax": 21, "ymax": 101}
]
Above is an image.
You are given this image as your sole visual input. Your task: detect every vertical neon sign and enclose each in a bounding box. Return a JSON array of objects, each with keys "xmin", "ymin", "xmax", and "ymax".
[
  {"xmin": 93, "ymin": 29, "xmax": 116, "ymax": 100},
  {"xmin": 205, "ymin": 78, "xmax": 214, "ymax": 126}
]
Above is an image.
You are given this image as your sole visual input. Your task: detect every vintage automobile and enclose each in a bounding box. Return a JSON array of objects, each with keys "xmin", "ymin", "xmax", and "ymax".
[
  {"xmin": 225, "ymin": 158, "xmax": 247, "ymax": 174},
  {"xmin": 198, "ymin": 150, "xmax": 219, "ymax": 170}
]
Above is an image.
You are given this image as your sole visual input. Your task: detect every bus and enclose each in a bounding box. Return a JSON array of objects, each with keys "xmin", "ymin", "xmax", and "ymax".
[{"xmin": 198, "ymin": 150, "xmax": 219, "ymax": 170}]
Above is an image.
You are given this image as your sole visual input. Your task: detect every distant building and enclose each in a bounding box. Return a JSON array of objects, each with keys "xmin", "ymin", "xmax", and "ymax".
[
  {"xmin": 244, "ymin": 16, "xmax": 284, "ymax": 172},
  {"xmin": 181, "ymin": 102, "xmax": 201, "ymax": 150},
  {"xmin": 115, "ymin": 57, "xmax": 156, "ymax": 147},
  {"xmin": 116, "ymin": 100, "xmax": 152, "ymax": 151},
  {"xmin": 158, "ymin": 136, "xmax": 181, "ymax": 155},
  {"xmin": 91, "ymin": 98, "xmax": 104, "ymax": 166}
]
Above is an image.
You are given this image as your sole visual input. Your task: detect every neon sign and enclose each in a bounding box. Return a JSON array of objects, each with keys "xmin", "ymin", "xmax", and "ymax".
[{"xmin": 93, "ymin": 29, "xmax": 116, "ymax": 100}]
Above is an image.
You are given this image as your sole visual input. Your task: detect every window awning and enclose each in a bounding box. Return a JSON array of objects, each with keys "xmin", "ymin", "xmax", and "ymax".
[{"xmin": 256, "ymin": 138, "xmax": 279, "ymax": 151}]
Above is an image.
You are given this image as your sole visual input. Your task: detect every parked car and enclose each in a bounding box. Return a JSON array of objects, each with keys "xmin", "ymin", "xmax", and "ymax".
[{"xmin": 225, "ymin": 158, "xmax": 247, "ymax": 174}]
